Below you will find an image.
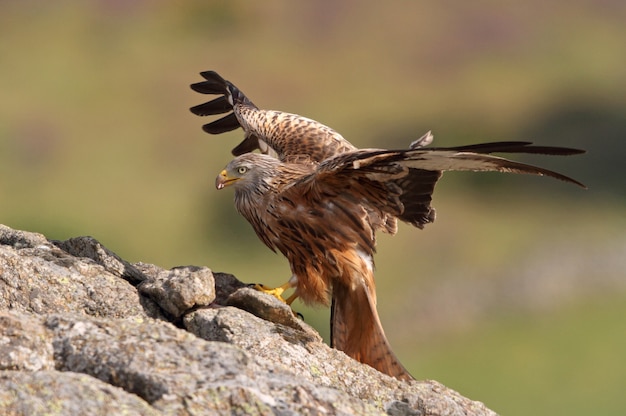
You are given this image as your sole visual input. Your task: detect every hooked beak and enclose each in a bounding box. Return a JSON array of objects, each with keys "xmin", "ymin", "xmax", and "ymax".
[{"xmin": 215, "ymin": 169, "xmax": 238, "ymax": 190}]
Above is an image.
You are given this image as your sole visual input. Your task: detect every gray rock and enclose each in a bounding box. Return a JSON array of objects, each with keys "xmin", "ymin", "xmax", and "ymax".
[
  {"xmin": 137, "ymin": 263, "xmax": 216, "ymax": 318},
  {"xmin": 0, "ymin": 312, "xmax": 54, "ymax": 371},
  {"xmin": 0, "ymin": 370, "xmax": 159, "ymax": 416},
  {"xmin": 0, "ymin": 225, "xmax": 51, "ymax": 249},
  {"xmin": 46, "ymin": 312, "xmax": 380, "ymax": 415},
  {"xmin": 226, "ymin": 285, "xmax": 320, "ymax": 336},
  {"xmin": 0, "ymin": 231, "xmax": 151, "ymax": 319},
  {"xmin": 53, "ymin": 235, "xmax": 147, "ymax": 283},
  {"xmin": 184, "ymin": 306, "xmax": 495, "ymax": 416},
  {"xmin": 0, "ymin": 224, "xmax": 497, "ymax": 415}
]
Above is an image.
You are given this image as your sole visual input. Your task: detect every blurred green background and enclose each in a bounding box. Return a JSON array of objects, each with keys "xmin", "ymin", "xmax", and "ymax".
[{"xmin": 1, "ymin": 1, "xmax": 625, "ymax": 414}]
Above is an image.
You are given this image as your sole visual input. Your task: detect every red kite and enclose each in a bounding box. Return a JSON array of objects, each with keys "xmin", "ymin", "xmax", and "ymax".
[{"xmin": 192, "ymin": 71, "xmax": 585, "ymax": 381}]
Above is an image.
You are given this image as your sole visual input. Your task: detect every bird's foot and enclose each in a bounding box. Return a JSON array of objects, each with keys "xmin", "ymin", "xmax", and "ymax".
[
  {"xmin": 250, "ymin": 282, "xmax": 303, "ymax": 319},
  {"xmin": 252, "ymin": 282, "xmax": 298, "ymax": 305}
]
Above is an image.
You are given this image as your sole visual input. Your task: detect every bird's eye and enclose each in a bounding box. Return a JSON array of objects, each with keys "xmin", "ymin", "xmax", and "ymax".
[{"xmin": 237, "ymin": 166, "xmax": 248, "ymax": 174}]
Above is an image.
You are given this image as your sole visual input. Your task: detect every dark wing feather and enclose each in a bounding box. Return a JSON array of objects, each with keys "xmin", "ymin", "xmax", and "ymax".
[
  {"xmin": 189, "ymin": 96, "xmax": 232, "ymax": 116},
  {"xmin": 397, "ymin": 150, "xmax": 587, "ymax": 188},
  {"xmin": 201, "ymin": 113, "xmax": 240, "ymax": 135},
  {"xmin": 232, "ymin": 134, "xmax": 264, "ymax": 156},
  {"xmin": 394, "ymin": 169, "xmax": 441, "ymax": 228},
  {"xmin": 190, "ymin": 71, "xmax": 231, "ymax": 95},
  {"xmin": 191, "ymin": 71, "xmax": 261, "ymax": 152},
  {"xmin": 314, "ymin": 146, "xmax": 586, "ymax": 188},
  {"xmin": 430, "ymin": 141, "xmax": 586, "ymax": 156}
]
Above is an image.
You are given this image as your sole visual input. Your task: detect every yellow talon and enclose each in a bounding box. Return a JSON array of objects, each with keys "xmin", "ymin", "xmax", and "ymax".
[{"xmin": 253, "ymin": 281, "xmax": 298, "ymax": 305}]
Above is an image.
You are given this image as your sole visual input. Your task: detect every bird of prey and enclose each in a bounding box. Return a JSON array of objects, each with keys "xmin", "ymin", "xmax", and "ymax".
[{"xmin": 191, "ymin": 71, "xmax": 586, "ymax": 381}]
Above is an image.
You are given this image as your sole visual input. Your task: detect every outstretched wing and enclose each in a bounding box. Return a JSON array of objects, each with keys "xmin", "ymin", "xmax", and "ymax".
[
  {"xmin": 298, "ymin": 143, "xmax": 585, "ymax": 230},
  {"xmin": 190, "ymin": 71, "xmax": 356, "ymax": 162}
]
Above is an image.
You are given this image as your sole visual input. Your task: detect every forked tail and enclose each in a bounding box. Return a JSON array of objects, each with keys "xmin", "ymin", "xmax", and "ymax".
[{"xmin": 331, "ymin": 282, "xmax": 414, "ymax": 381}]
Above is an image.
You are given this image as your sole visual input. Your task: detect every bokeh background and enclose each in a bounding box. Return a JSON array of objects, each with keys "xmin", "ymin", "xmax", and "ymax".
[{"xmin": 1, "ymin": 1, "xmax": 625, "ymax": 414}]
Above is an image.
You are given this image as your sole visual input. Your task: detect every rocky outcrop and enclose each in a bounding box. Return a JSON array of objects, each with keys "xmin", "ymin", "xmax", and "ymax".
[{"xmin": 0, "ymin": 224, "xmax": 496, "ymax": 415}]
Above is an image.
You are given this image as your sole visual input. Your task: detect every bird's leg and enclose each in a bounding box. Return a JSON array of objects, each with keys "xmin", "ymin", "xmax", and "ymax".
[{"xmin": 252, "ymin": 275, "xmax": 299, "ymax": 305}]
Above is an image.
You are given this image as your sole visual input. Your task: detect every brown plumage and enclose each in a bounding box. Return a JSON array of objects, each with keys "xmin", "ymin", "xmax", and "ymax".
[
  {"xmin": 196, "ymin": 71, "xmax": 586, "ymax": 381},
  {"xmin": 215, "ymin": 148, "xmax": 585, "ymax": 381},
  {"xmin": 190, "ymin": 70, "xmax": 422, "ymax": 236}
]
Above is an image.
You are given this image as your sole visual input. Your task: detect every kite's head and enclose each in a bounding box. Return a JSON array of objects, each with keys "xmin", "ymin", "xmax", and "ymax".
[
  {"xmin": 215, "ymin": 153, "xmax": 279, "ymax": 191},
  {"xmin": 215, "ymin": 164, "xmax": 248, "ymax": 190}
]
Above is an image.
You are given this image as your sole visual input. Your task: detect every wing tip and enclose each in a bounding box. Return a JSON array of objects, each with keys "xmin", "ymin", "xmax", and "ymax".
[{"xmin": 190, "ymin": 70, "xmax": 229, "ymax": 95}]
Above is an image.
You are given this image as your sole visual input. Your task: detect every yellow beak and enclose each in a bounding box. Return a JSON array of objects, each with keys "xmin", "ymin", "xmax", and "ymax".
[{"xmin": 215, "ymin": 169, "xmax": 238, "ymax": 190}]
